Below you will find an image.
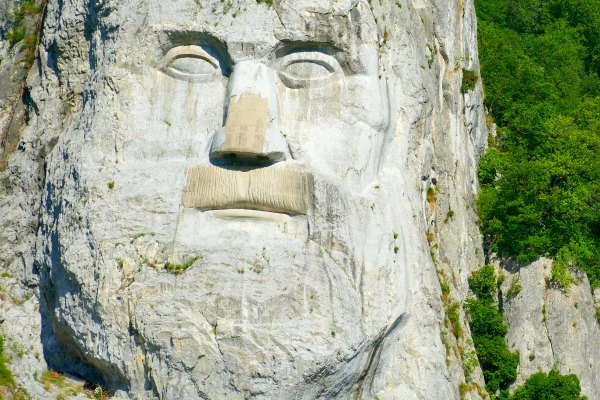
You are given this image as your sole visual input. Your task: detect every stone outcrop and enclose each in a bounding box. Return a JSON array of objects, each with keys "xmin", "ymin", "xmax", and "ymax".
[{"xmin": 499, "ymin": 258, "xmax": 600, "ymax": 400}]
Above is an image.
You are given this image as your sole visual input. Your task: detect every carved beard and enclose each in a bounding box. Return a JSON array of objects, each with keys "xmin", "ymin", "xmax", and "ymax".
[
  {"xmin": 38, "ymin": 139, "xmax": 400, "ymax": 397},
  {"xmin": 121, "ymin": 175, "xmax": 391, "ymax": 397}
]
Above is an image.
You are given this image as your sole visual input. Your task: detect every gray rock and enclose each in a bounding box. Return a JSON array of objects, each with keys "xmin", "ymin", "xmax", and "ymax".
[
  {"xmin": 500, "ymin": 258, "xmax": 600, "ymax": 399},
  {"xmin": 0, "ymin": 0, "xmax": 491, "ymax": 399}
]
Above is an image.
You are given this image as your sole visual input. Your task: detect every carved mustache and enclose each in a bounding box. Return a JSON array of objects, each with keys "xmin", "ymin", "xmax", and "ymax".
[{"xmin": 182, "ymin": 166, "xmax": 314, "ymax": 215}]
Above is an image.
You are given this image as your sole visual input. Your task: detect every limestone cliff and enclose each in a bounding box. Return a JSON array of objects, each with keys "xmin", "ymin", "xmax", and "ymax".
[
  {"xmin": 0, "ymin": 1, "xmax": 592, "ymax": 400},
  {"xmin": 498, "ymin": 258, "xmax": 600, "ymax": 399},
  {"xmin": 2, "ymin": 0, "xmax": 483, "ymax": 398}
]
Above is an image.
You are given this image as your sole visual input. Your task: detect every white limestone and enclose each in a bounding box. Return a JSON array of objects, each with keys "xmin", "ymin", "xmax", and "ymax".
[
  {"xmin": 0, "ymin": 0, "xmax": 492, "ymax": 398},
  {"xmin": 500, "ymin": 258, "xmax": 600, "ymax": 400}
]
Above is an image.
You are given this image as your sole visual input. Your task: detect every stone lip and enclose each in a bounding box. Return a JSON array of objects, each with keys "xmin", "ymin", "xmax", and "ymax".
[
  {"xmin": 182, "ymin": 165, "xmax": 314, "ymax": 215},
  {"xmin": 209, "ymin": 209, "xmax": 292, "ymax": 222}
]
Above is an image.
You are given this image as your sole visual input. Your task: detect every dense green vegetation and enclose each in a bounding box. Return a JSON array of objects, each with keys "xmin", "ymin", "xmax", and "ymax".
[
  {"xmin": 475, "ymin": 0, "xmax": 600, "ymax": 287},
  {"xmin": 0, "ymin": 335, "xmax": 14, "ymax": 387},
  {"xmin": 509, "ymin": 370, "xmax": 587, "ymax": 400},
  {"xmin": 466, "ymin": 266, "xmax": 519, "ymax": 395}
]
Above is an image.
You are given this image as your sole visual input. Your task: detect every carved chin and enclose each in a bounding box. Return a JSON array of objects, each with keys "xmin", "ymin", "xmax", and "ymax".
[{"xmin": 121, "ymin": 239, "xmax": 373, "ymax": 395}]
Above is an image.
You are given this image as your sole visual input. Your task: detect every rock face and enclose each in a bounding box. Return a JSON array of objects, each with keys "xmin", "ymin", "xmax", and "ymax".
[
  {"xmin": 0, "ymin": 0, "xmax": 490, "ymax": 399},
  {"xmin": 500, "ymin": 258, "xmax": 600, "ymax": 400},
  {"xmin": 0, "ymin": 0, "xmax": 44, "ymax": 168}
]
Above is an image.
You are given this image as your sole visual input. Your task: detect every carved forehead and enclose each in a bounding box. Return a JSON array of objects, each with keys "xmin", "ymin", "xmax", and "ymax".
[
  {"xmin": 144, "ymin": 0, "xmax": 361, "ymax": 20},
  {"xmin": 142, "ymin": 0, "xmax": 376, "ymax": 54}
]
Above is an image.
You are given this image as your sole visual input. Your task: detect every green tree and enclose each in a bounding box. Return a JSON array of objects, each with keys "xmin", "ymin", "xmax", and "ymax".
[
  {"xmin": 510, "ymin": 370, "xmax": 587, "ymax": 400},
  {"xmin": 466, "ymin": 267, "xmax": 518, "ymax": 393},
  {"xmin": 468, "ymin": 265, "xmax": 498, "ymax": 301},
  {"xmin": 475, "ymin": 0, "xmax": 600, "ymax": 287}
]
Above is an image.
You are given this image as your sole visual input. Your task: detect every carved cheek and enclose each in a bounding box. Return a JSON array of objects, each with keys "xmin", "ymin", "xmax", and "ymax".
[
  {"xmin": 277, "ymin": 77, "xmax": 387, "ymax": 178},
  {"xmin": 117, "ymin": 70, "xmax": 227, "ymax": 162}
]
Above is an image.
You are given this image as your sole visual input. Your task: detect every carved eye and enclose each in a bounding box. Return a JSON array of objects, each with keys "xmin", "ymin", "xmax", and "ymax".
[
  {"xmin": 169, "ymin": 56, "xmax": 217, "ymax": 75},
  {"xmin": 277, "ymin": 51, "xmax": 343, "ymax": 89},
  {"xmin": 161, "ymin": 45, "xmax": 224, "ymax": 83},
  {"xmin": 284, "ymin": 60, "xmax": 334, "ymax": 80}
]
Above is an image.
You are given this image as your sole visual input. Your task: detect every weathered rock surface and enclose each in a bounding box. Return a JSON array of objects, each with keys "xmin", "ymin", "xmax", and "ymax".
[
  {"xmin": 0, "ymin": 0, "xmax": 44, "ymax": 168},
  {"xmin": 499, "ymin": 258, "xmax": 600, "ymax": 400},
  {"xmin": 0, "ymin": 0, "xmax": 494, "ymax": 399}
]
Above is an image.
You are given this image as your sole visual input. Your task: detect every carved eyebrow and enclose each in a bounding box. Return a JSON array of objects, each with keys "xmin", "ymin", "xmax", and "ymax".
[
  {"xmin": 157, "ymin": 30, "xmax": 233, "ymax": 74},
  {"xmin": 274, "ymin": 42, "xmax": 351, "ymax": 74},
  {"xmin": 274, "ymin": 41, "xmax": 344, "ymax": 58}
]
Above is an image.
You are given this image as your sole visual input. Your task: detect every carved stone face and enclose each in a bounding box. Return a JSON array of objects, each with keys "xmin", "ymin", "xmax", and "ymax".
[{"xmin": 39, "ymin": 0, "xmax": 408, "ymax": 397}]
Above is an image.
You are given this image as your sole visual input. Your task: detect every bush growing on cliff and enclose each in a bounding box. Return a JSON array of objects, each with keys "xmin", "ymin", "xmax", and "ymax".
[
  {"xmin": 468, "ymin": 265, "xmax": 497, "ymax": 301},
  {"xmin": 466, "ymin": 267, "xmax": 518, "ymax": 394},
  {"xmin": 461, "ymin": 69, "xmax": 479, "ymax": 93},
  {"xmin": 0, "ymin": 335, "xmax": 14, "ymax": 386},
  {"xmin": 506, "ymin": 278, "xmax": 522, "ymax": 298},
  {"xmin": 6, "ymin": 27, "xmax": 26, "ymax": 46},
  {"xmin": 0, "ymin": 335, "xmax": 30, "ymax": 399},
  {"xmin": 509, "ymin": 370, "xmax": 587, "ymax": 400}
]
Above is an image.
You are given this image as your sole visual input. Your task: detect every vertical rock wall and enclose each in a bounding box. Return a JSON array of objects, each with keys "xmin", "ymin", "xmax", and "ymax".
[{"xmin": 500, "ymin": 258, "xmax": 600, "ymax": 399}]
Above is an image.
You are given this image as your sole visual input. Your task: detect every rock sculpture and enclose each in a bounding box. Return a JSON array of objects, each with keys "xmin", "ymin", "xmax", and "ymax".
[{"xmin": 0, "ymin": 0, "xmax": 488, "ymax": 398}]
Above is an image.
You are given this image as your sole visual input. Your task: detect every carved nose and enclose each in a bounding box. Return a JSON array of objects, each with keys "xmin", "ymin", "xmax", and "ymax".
[{"xmin": 210, "ymin": 61, "xmax": 288, "ymax": 164}]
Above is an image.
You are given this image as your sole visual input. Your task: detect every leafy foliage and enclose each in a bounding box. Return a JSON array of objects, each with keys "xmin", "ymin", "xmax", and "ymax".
[
  {"xmin": 466, "ymin": 267, "xmax": 518, "ymax": 393},
  {"xmin": 550, "ymin": 249, "xmax": 576, "ymax": 288},
  {"xmin": 447, "ymin": 301, "xmax": 461, "ymax": 339},
  {"xmin": 475, "ymin": 335, "xmax": 519, "ymax": 393},
  {"xmin": 476, "ymin": 0, "xmax": 600, "ymax": 287},
  {"xmin": 509, "ymin": 370, "xmax": 587, "ymax": 400},
  {"xmin": 6, "ymin": 27, "xmax": 26, "ymax": 46},
  {"xmin": 0, "ymin": 334, "xmax": 21, "ymax": 400},
  {"xmin": 462, "ymin": 69, "xmax": 479, "ymax": 93},
  {"xmin": 164, "ymin": 256, "xmax": 201, "ymax": 275},
  {"xmin": 0, "ymin": 335, "xmax": 13, "ymax": 387},
  {"xmin": 468, "ymin": 265, "xmax": 498, "ymax": 301},
  {"xmin": 506, "ymin": 277, "xmax": 522, "ymax": 298}
]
